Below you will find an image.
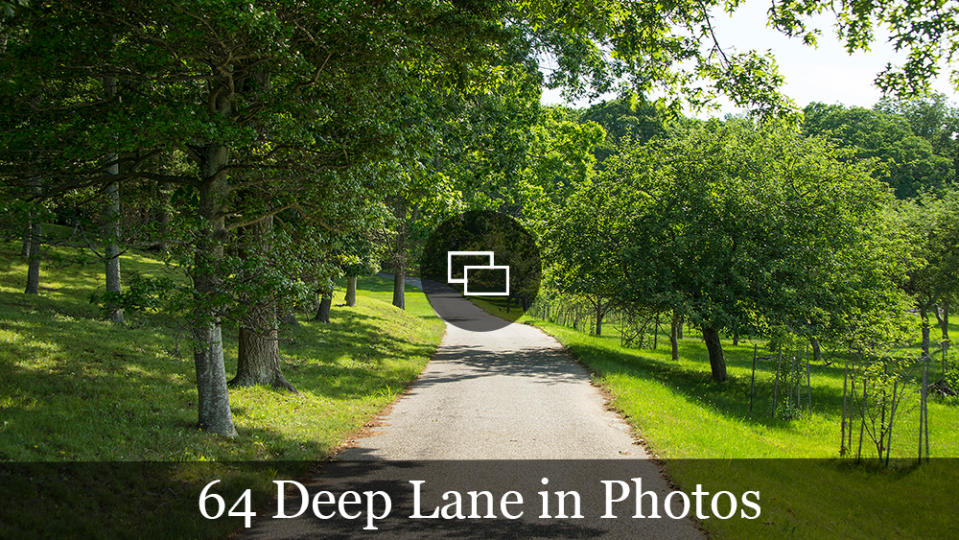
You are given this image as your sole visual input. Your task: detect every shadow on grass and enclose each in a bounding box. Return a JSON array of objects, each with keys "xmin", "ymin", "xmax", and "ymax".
[
  {"xmin": 563, "ymin": 340, "xmax": 856, "ymax": 430},
  {"xmin": 0, "ymin": 272, "xmax": 440, "ymax": 461},
  {"xmin": 278, "ymin": 309, "xmax": 438, "ymax": 398}
]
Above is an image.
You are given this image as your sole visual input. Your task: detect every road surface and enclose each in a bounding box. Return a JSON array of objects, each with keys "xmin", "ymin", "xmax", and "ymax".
[{"xmin": 245, "ymin": 279, "xmax": 703, "ymax": 539}]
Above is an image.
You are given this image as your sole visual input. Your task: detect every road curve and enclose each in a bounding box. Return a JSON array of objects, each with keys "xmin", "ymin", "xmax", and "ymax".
[
  {"xmin": 244, "ymin": 279, "xmax": 703, "ymax": 539},
  {"xmin": 341, "ymin": 279, "xmax": 640, "ymax": 460}
]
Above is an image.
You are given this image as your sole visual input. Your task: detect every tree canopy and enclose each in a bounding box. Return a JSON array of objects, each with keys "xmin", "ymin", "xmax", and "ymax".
[{"xmin": 552, "ymin": 120, "xmax": 912, "ymax": 380}]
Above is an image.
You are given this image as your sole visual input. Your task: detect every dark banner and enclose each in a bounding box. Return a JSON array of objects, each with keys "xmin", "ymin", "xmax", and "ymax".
[{"xmin": 1, "ymin": 459, "xmax": 957, "ymax": 539}]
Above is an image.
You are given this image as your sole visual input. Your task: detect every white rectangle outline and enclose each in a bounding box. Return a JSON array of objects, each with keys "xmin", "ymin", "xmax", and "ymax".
[
  {"xmin": 463, "ymin": 265, "xmax": 510, "ymax": 296},
  {"xmin": 447, "ymin": 251, "xmax": 494, "ymax": 283}
]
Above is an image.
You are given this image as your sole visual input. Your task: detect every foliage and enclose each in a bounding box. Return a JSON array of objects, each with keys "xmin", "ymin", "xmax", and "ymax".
[
  {"xmin": 578, "ymin": 96, "xmax": 666, "ymax": 164},
  {"xmin": 577, "ymin": 120, "xmax": 911, "ymax": 350},
  {"xmin": 876, "ymin": 93, "xmax": 959, "ymax": 180},
  {"xmin": 802, "ymin": 102, "xmax": 956, "ymax": 197},
  {"xmin": 892, "ymin": 187, "xmax": 959, "ymax": 312},
  {"xmin": 90, "ymin": 271, "xmax": 179, "ymax": 316}
]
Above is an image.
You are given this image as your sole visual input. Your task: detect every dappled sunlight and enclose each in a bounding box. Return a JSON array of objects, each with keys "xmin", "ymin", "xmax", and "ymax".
[{"xmin": 0, "ymin": 238, "xmax": 444, "ymax": 461}]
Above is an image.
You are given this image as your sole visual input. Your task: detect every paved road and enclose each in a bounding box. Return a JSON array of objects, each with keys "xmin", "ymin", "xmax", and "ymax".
[
  {"xmin": 245, "ymin": 280, "xmax": 702, "ymax": 538},
  {"xmin": 341, "ymin": 279, "xmax": 640, "ymax": 459}
]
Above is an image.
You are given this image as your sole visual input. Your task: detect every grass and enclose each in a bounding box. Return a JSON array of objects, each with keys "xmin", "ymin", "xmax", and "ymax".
[
  {"xmin": 513, "ymin": 314, "xmax": 959, "ymax": 538},
  {"xmin": 0, "ymin": 239, "xmax": 445, "ymax": 536}
]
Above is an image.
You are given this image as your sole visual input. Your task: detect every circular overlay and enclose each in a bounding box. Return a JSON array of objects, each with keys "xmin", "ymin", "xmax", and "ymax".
[{"xmin": 420, "ymin": 210, "xmax": 541, "ymax": 332}]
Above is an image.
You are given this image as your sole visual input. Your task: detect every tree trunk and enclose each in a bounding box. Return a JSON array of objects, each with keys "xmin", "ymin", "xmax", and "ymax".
[
  {"xmin": 280, "ymin": 309, "xmax": 300, "ymax": 327},
  {"xmin": 840, "ymin": 356, "xmax": 850, "ymax": 456},
  {"xmin": 230, "ymin": 217, "xmax": 295, "ymax": 392},
  {"xmin": 594, "ymin": 301, "xmax": 604, "ymax": 336},
  {"xmin": 677, "ymin": 316, "xmax": 683, "ymax": 339},
  {"xmin": 102, "ymin": 75, "xmax": 123, "ymax": 323},
  {"xmin": 392, "ymin": 265, "xmax": 405, "ymax": 310},
  {"xmin": 944, "ymin": 303, "xmax": 950, "ymax": 341},
  {"xmin": 732, "ymin": 330, "xmax": 739, "ymax": 346},
  {"xmin": 653, "ymin": 312, "xmax": 660, "ymax": 349},
  {"xmin": 103, "ymin": 179, "xmax": 124, "ymax": 323},
  {"xmin": 345, "ymin": 275, "xmax": 357, "ymax": 306},
  {"xmin": 24, "ymin": 217, "xmax": 41, "ymax": 295},
  {"xmin": 391, "ymin": 197, "xmax": 406, "ymax": 309},
  {"xmin": 20, "ymin": 222, "xmax": 30, "ymax": 258},
  {"xmin": 231, "ymin": 302, "xmax": 296, "ymax": 392},
  {"xmin": 24, "ymin": 178, "xmax": 41, "ymax": 295},
  {"xmin": 935, "ymin": 303, "xmax": 949, "ymax": 341},
  {"xmin": 669, "ymin": 310, "xmax": 680, "ymax": 361},
  {"xmin": 810, "ymin": 336, "xmax": 822, "ymax": 364},
  {"xmin": 919, "ymin": 350, "xmax": 930, "ymax": 462},
  {"xmin": 314, "ymin": 291, "xmax": 332, "ymax": 323},
  {"xmin": 157, "ymin": 204, "xmax": 171, "ymax": 254},
  {"xmin": 920, "ymin": 306, "xmax": 931, "ymax": 360},
  {"xmin": 701, "ymin": 327, "xmax": 727, "ymax": 382},
  {"xmin": 191, "ymin": 144, "xmax": 237, "ymax": 438}
]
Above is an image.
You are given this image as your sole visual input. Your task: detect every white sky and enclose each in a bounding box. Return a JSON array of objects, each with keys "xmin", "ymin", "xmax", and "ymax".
[{"xmin": 540, "ymin": 1, "xmax": 959, "ymax": 116}]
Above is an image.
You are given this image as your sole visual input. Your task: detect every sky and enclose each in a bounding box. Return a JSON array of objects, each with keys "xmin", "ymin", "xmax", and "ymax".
[{"xmin": 540, "ymin": 1, "xmax": 959, "ymax": 116}]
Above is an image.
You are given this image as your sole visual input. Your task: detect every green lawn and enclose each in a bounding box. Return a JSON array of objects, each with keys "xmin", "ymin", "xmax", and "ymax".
[
  {"xmin": 520, "ymin": 316, "xmax": 959, "ymax": 539},
  {"xmin": 0, "ymin": 240, "xmax": 445, "ymax": 536}
]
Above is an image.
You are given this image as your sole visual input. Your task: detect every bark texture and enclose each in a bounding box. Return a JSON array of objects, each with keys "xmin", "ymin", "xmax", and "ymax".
[
  {"xmin": 281, "ymin": 309, "xmax": 300, "ymax": 327},
  {"xmin": 24, "ymin": 178, "xmax": 41, "ymax": 295},
  {"xmin": 315, "ymin": 292, "xmax": 332, "ymax": 323},
  {"xmin": 24, "ymin": 217, "xmax": 41, "ymax": 294},
  {"xmin": 192, "ymin": 144, "xmax": 237, "ymax": 437},
  {"xmin": 230, "ymin": 217, "xmax": 295, "ymax": 392},
  {"xmin": 702, "ymin": 327, "xmax": 728, "ymax": 382},
  {"xmin": 392, "ymin": 197, "xmax": 407, "ymax": 310},
  {"xmin": 345, "ymin": 275, "xmax": 357, "ymax": 306},
  {"xmin": 102, "ymin": 75, "xmax": 123, "ymax": 323},
  {"xmin": 594, "ymin": 300, "xmax": 605, "ymax": 336},
  {"xmin": 810, "ymin": 336, "xmax": 822, "ymax": 364},
  {"xmin": 231, "ymin": 303, "xmax": 296, "ymax": 392},
  {"xmin": 392, "ymin": 266, "xmax": 405, "ymax": 310},
  {"xmin": 104, "ymin": 179, "xmax": 124, "ymax": 323},
  {"xmin": 936, "ymin": 303, "xmax": 949, "ymax": 341},
  {"xmin": 670, "ymin": 310, "xmax": 680, "ymax": 361}
]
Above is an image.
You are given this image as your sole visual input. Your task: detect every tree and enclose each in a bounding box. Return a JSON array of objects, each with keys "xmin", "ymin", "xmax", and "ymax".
[
  {"xmin": 227, "ymin": 165, "xmax": 392, "ymax": 389},
  {"xmin": 339, "ymin": 232, "xmax": 386, "ymax": 308},
  {"xmin": 532, "ymin": 111, "xmax": 618, "ymax": 335},
  {"xmin": 4, "ymin": 0, "xmax": 959, "ymax": 436},
  {"xmin": 593, "ymin": 121, "xmax": 909, "ymax": 381},
  {"xmin": 3, "ymin": 1, "xmax": 532, "ymax": 436},
  {"xmin": 227, "ymin": 216, "xmax": 297, "ymax": 392},
  {"xmin": 876, "ymin": 94, "xmax": 959, "ymax": 184},
  {"xmin": 579, "ymin": 97, "xmax": 665, "ymax": 165},
  {"xmin": 893, "ymin": 189, "xmax": 959, "ymax": 362},
  {"xmin": 802, "ymin": 103, "xmax": 955, "ymax": 198}
]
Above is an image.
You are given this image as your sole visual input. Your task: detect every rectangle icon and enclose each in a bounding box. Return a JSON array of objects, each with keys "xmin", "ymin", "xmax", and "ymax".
[
  {"xmin": 463, "ymin": 265, "xmax": 510, "ymax": 296},
  {"xmin": 447, "ymin": 251, "xmax": 495, "ymax": 284}
]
